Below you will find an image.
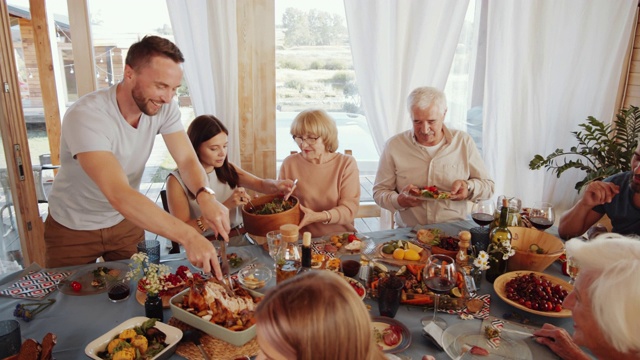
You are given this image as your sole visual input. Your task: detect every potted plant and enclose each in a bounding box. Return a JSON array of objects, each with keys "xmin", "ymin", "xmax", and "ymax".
[{"xmin": 529, "ymin": 105, "xmax": 640, "ymax": 191}]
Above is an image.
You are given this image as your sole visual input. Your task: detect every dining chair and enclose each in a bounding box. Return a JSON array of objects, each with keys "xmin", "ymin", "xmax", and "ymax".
[{"xmin": 159, "ymin": 189, "xmax": 181, "ymax": 254}]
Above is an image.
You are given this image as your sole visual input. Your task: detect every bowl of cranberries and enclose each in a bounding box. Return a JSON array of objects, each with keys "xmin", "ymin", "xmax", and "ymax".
[{"xmin": 493, "ymin": 270, "xmax": 573, "ymax": 318}]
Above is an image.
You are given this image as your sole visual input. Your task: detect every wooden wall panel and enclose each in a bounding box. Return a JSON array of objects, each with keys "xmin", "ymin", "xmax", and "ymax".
[
  {"xmin": 236, "ymin": 0, "xmax": 276, "ymax": 181},
  {"xmin": 0, "ymin": 0, "xmax": 45, "ymax": 265},
  {"xmin": 622, "ymin": 10, "xmax": 640, "ymax": 109}
]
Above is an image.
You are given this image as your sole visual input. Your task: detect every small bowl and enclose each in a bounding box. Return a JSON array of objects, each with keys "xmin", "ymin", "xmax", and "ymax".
[
  {"xmin": 237, "ymin": 264, "xmax": 273, "ymax": 290},
  {"xmin": 342, "ymin": 260, "xmax": 361, "ymax": 277}
]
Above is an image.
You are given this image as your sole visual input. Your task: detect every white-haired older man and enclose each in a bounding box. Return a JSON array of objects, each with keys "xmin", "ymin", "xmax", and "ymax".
[{"xmin": 373, "ymin": 86, "xmax": 494, "ymax": 227}]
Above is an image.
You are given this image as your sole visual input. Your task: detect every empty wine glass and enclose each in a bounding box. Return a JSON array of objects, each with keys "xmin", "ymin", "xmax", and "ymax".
[
  {"xmin": 530, "ymin": 202, "xmax": 555, "ymax": 231},
  {"xmin": 420, "ymin": 254, "xmax": 456, "ymax": 328},
  {"xmin": 567, "ymin": 256, "xmax": 579, "ymax": 285},
  {"xmin": 471, "ymin": 199, "xmax": 495, "ymax": 229}
]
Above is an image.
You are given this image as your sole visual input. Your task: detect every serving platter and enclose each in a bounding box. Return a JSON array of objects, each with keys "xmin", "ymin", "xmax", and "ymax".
[
  {"xmin": 370, "ymin": 316, "xmax": 412, "ymax": 353},
  {"xmin": 58, "ymin": 262, "xmax": 129, "ymax": 296},
  {"xmin": 375, "ymin": 240, "xmax": 430, "ymax": 264},
  {"xmin": 442, "ymin": 321, "xmax": 532, "ymax": 360},
  {"xmin": 85, "ymin": 316, "xmax": 182, "ymax": 360},
  {"xmin": 493, "ymin": 271, "xmax": 573, "ymax": 318}
]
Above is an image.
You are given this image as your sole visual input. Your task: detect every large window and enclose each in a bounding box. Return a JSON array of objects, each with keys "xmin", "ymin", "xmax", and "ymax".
[
  {"xmin": 275, "ymin": 0, "xmax": 482, "ymax": 182},
  {"xmin": 275, "ymin": 0, "xmax": 378, "ymax": 178}
]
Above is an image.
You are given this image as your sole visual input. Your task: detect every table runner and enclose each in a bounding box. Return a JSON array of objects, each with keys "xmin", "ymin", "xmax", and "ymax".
[{"xmin": 0, "ymin": 269, "xmax": 70, "ymax": 299}]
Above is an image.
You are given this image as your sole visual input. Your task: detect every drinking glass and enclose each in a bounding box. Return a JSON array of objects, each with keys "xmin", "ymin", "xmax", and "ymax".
[
  {"xmin": 567, "ymin": 256, "xmax": 579, "ymax": 285},
  {"xmin": 266, "ymin": 231, "xmax": 281, "ymax": 260},
  {"xmin": 420, "ymin": 254, "xmax": 456, "ymax": 328},
  {"xmin": 471, "ymin": 199, "xmax": 495, "ymax": 229},
  {"xmin": 530, "ymin": 202, "xmax": 555, "ymax": 231}
]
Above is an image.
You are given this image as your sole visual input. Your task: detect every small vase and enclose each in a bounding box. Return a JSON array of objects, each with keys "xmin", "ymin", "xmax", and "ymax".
[
  {"xmin": 485, "ymin": 257, "xmax": 507, "ymax": 283},
  {"xmin": 471, "ymin": 267, "xmax": 483, "ymax": 291},
  {"xmin": 144, "ymin": 294, "xmax": 163, "ymax": 322}
]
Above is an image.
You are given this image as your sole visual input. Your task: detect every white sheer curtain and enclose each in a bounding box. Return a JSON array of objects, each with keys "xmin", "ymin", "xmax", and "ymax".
[
  {"xmin": 165, "ymin": 0, "xmax": 240, "ymax": 164},
  {"xmin": 483, "ymin": 0, "xmax": 637, "ymax": 212},
  {"xmin": 344, "ymin": 0, "xmax": 470, "ymax": 154}
]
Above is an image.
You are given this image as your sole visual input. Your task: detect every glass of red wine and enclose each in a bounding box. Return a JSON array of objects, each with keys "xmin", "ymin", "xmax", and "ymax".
[
  {"xmin": 471, "ymin": 199, "xmax": 495, "ymax": 229},
  {"xmin": 529, "ymin": 202, "xmax": 555, "ymax": 231},
  {"xmin": 420, "ymin": 254, "xmax": 456, "ymax": 328}
]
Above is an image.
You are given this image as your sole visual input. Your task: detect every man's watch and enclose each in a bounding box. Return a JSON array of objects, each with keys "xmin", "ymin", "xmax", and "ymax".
[{"xmin": 195, "ymin": 186, "xmax": 215, "ymax": 202}]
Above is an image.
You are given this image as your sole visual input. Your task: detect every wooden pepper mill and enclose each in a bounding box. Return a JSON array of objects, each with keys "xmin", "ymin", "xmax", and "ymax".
[{"xmin": 456, "ymin": 230, "xmax": 472, "ymax": 268}]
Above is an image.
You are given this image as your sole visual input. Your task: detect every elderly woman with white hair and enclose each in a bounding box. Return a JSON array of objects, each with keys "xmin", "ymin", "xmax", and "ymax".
[{"xmin": 533, "ymin": 233, "xmax": 640, "ymax": 359}]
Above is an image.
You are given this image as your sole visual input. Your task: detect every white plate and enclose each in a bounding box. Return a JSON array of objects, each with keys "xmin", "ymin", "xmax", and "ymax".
[
  {"xmin": 402, "ymin": 190, "xmax": 452, "ymax": 201},
  {"xmin": 84, "ymin": 316, "xmax": 182, "ymax": 360},
  {"xmin": 442, "ymin": 321, "xmax": 532, "ymax": 360},
  {"xmin": 345, "ymin": 277, "xmax": 366, "ymax": 300},
  {"xmin": 371, "ymin": 316, "xmax": 412, "ymax": 353}
]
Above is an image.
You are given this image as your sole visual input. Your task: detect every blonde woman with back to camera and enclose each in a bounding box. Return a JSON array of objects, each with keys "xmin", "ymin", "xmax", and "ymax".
[
  {"xmin": 533, "ymin": 233, "xmax": 640, "ymax": 359},
  {"xmin": 279, "ymin": 109, "xmax": 360, "ymax": 237},
  {"xmin": 254, "ymin": 271, "xmax": 386, "ymax": 360}
]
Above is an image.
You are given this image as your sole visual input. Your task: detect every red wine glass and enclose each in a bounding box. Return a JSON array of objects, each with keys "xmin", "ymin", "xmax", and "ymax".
[
  {"xmin": 471, "ymin": 199, "xmax": 495, "ymax": 229},
  {"xmin": 530, "ymin": 202, "xmax": 555, "ymax": 231},
  {"xmin": 420, "ymin": 254, "xmax": 456, "ymax": 328}
]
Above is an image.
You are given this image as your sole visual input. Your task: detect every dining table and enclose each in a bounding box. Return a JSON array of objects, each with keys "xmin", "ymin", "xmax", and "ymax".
[{"xmin": 0, "ymin": 219, "xmax": 593, "ymax": 359}]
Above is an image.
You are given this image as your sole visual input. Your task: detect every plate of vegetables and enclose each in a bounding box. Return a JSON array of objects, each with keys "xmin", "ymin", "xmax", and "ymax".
[
  {"xmin": 403, "ymin": 185, "xmax": 452, "ymax": 200},
  {"xmin": 85, "ymin": 317, "xmax": 182, "ymax": 360},
  {"xmin": 371, "ymin": 316, "xmax": 411, "ymax": 353}
]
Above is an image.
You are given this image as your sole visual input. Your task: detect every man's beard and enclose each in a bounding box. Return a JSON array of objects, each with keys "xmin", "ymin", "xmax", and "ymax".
[
  {"xmin": 132, "ymin": 85, "xmax": 161, "ymax": 116},
  {"xmin": 629, "ymin": 174, "xmax": 640, "ymax": 193}
]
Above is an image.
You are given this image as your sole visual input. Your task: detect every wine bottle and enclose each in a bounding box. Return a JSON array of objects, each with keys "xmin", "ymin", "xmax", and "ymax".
[
  {"xmin": 299, "ymin": 231, "xmax": 312, "ymax": 274},
  {"xmin": 490, "ymin": 198, "xmax": 512, "ymax": 245},
  {"xmin": 486, "ymin": 198, "xmax": 512, "ymax": 283}
]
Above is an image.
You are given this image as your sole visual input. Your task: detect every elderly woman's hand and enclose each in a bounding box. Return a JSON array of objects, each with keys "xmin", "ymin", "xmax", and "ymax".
[
  {"xmin": 297, "ymin": 204, "xmax": 324, "ymax": 229},
  {"xmin": 533, "ymin": 324, "xmax": 591, "ymax": 360}
]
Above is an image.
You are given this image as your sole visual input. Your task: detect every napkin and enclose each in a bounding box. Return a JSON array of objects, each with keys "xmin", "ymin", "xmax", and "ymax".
[{"xmin": 0, "ymin": 269, "xmax": 71, "ymax": 299}]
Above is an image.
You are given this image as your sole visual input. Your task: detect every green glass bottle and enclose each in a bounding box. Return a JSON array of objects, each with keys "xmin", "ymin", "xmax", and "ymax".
[{"xmin": 486, "ymin": 198, "xmax": 512, "ymax": 283}]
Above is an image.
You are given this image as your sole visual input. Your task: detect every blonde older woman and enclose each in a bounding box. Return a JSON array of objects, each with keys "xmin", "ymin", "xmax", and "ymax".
[
  {"xmin": 254, "ymin": 271, "xmax": 385, "ymax": 360},
  {"xmin": 533, "ymin": 233, "xmax": 640, "ymax": 359},
  {"xmin": 279, "ymin": 109, "xmax": 360, "ymax": 237}
]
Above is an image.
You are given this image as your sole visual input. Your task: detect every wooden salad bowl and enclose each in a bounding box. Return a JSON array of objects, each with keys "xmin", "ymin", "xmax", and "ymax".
[{"xmin": 241, "ymin": 193, "xmax": 301, "ymax": 245}]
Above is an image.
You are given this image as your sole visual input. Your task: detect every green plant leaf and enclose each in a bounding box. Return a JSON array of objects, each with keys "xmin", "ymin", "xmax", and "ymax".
[{"xmin": 529, "ymin": 105, "xmax": 640, "ymax": 192}]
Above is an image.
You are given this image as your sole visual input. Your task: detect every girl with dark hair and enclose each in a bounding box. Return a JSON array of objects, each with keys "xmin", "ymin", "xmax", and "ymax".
[{"xmin": 166, "ymin": 115, "xmax": 294, "ymax": 245}]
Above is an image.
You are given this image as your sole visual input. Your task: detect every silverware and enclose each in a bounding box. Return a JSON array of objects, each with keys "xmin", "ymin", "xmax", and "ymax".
[
  {"xmin": 218, "ymin": 240, "xmax": 235, "ymax": 296},
  {"xmin": 183, "ymin": 329, "xmax": 211, "ymax": 360},
  {"xmin": 283, "ymin": 178, "xmax": 298, "ymax": 201}
]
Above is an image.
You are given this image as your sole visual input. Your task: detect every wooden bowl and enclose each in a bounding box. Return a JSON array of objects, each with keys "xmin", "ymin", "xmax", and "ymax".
[
  {"xmin": 242, "ymin": 194, "xmax": 301, "ymax": 245},
  {"xmin": 430, "ymin": 245, "xmax": 458, "ymax": 259},
  {"xmin": 507, "ymin": 227, "xmax": 564, "ymax": 272}
]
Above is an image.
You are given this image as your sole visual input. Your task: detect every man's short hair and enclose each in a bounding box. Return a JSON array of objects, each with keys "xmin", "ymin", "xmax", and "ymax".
[
  {"xmin": 407, "ymin": 86, "xmax": 447, "ymax": 115},
  {"xmin": 125, "ymin": 35, "xmax": 184, "ymax": 71}
]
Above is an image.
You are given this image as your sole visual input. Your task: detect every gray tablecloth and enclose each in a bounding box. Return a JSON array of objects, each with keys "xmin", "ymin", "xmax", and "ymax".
[{"xmin": 0, "ymin": 221, "xmax": 585, "ymax": 359}]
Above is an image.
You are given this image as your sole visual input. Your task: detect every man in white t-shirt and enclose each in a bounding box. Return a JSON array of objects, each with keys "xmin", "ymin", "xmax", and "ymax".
[
  {"xmin": 45, "ymin": 36, "xmax": 229, "ymax": 278},
  {"xmin": 373, "ymin": 86, "xmax": 494, "ymax": 227}
]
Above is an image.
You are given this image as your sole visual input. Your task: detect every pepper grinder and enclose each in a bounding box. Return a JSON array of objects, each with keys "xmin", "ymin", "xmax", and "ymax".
[{"xmin": 456, "ymin": 230, "xmax": 471, "ymax": 268}]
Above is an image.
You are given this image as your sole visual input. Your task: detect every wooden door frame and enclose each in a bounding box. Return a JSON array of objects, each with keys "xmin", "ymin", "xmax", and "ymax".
[{"xmin": 0, "ymin": 0, "xmax": 46, "ymax": 266}]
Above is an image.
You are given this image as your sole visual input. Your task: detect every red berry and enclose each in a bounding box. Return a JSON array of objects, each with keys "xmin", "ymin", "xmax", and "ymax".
[{"xmin": 71, "ymin": 281, "xmax": 82, "ymax": 292}]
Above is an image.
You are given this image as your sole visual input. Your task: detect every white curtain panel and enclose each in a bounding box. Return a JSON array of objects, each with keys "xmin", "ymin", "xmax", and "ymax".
[
  {"xmin": 166, "ymin": 0, "xmax": 240, "ymax": 164},
  {"xmin": 344, "ymin": 0, "xmax": 470, "ymax": 154},
  {"xmin": 483, "ymin": 0, "xmax": 637, "ymax": 212}
]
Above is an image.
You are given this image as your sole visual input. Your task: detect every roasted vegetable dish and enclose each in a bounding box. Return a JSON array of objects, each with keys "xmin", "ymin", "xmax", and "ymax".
[{"xmin": 97, "ymin": 318, "xmax": 167, "ymax": 360}]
